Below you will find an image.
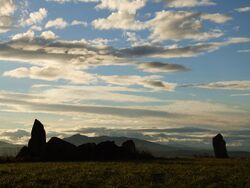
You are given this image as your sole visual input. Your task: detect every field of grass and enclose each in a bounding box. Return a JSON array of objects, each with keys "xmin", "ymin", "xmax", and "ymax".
[{"xmin": 0, "ymin": 158, "xmax": 250, "ymax": 188}]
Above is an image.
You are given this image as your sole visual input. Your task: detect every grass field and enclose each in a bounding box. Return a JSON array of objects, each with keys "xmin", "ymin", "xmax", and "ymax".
[{"xmin": 0, "ymin": 158, "xmax": 250, "ymax": 188}]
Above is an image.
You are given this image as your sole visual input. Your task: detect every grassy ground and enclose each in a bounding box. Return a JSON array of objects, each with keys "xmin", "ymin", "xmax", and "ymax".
[{"xmin": 0, "ymin": 158, "xmax": 250, "ymax": 188}]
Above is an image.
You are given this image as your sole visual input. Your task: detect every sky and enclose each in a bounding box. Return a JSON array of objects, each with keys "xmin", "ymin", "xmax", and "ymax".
[{"xmin": 0, "ymin": 0, "xmax": 250, "ymax": 151}]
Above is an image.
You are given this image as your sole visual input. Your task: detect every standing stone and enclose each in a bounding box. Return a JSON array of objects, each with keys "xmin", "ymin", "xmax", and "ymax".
[
  {"xmin": 212, "ymin": 133, "xmax": 228, "ymax": 158},
  {"xmin": 28, "ymin": 119, "xmax": 46, "ymax": 157},
  {"xmin": 122, "ymin": 140, "xmax": 136, "ymax": 153}
]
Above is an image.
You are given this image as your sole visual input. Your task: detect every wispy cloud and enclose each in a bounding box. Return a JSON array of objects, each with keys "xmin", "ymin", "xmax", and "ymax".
[
  {"xmin": 164, "ymin": 0, "xmax": 216, "ymax": 8},
  {"xmin": 183, "ymin": 81, "xmax": 250, "ymax": 90},
  {"xmin": 235, "ymin": 7, "xmax": 250, "ymax": 13},
  {"xmin": 46, "ymin": 0, "xmax": 98, "ymax": 3}
]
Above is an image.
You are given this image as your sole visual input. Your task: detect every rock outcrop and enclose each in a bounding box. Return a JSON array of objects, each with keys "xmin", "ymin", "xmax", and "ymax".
[{"xmin": 212, "ymin": 133, "xmax": 229, "ymax": 158}]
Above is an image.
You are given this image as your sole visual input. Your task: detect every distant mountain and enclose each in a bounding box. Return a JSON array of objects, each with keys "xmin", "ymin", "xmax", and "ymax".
[
  {"xmin": 64, "ymin": 134, "xmax": 250, "ymax": 158},
  {"xmin": 64, "ymin": 134, "xmax": 202, "ymax": 157},
  {"xmin": 0, "ymin": 141, "xmax": 23, "ymax": 156}
]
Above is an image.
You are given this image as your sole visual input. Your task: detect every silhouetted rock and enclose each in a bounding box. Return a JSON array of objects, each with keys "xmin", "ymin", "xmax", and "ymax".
[
  {"xmin": 44, "ymin": 137, "xmax": 76, "ymax": 161},
  {"xmin": 28, "ymin": 119, "xmax": 46, "ymax": 158},
  {"xmin": 75, "ymin": 143, "xmax": 96, "ymax": 160},
  {"xmin": 213, "ymin": 133, "xmax": 228, "ymax": 158},
  {"xmin": 96, "ymin": 141, "xmax": 121, "ymax": 160},
  {"xmin": 16, "ymin": 146, "xmax": 29, "ymax": 159},
  {"xmin": 16, "ymin": 119, "xmax": 153, "ymax": 161}
]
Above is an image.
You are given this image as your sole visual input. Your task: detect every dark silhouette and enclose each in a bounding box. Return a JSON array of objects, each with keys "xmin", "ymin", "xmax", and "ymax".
[
  {"xmin": 121, "ymin": 140, "xmax": 137, "ymax": 159},
  {"xmin": 122, "ymin": 140, "xmax": 136, "ymax": 153},
  {"xmin": 212, "ymin": 133, "xmax": 229, "ymax": 158},
  {"xmin": 43, "ymin": 137, "xmax": 76, "ymax": 161},
  {"xmin": 96, "ymin": 141, "xmax": 121, "ymax": 160},
  {"xmin": 74, "ymin": 143, "xmax": 96, "ymax": 160},
  {"xmin": 17, "ymin": 119, "xmax": 46, "ymax": 159},
  {"xmin": 28, "ymin": 119, "xmax": 46, "ymax": 157},
  {"xmin": 16, "ymin": 146, "xmax": 29, "ymax": 159},
  {"xmin": 16, "ymin": 119, "xmax": 152, "ymax": 161}
]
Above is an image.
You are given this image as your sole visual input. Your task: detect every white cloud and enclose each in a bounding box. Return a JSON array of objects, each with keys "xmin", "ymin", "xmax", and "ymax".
[
  {"xmin": 30, "ymin": 25, "xmax": 42, "ymax": 31},
  {"xmin": 201, "ymin": 13, "xmax": 232, "ymax": 24},
  {"xmin": 3, "ymin": 66, "xmax": 96, "ymax": 84},
  {"xmin": 147, "ymin": 11, "xmax": 229, "ymax": 42},
  {"xmin": 165, "ymin": 0, "xmax": 216, "ymax": 8},
  {"xmin": 30, "ymin": 85, "xmax": 162, "ymax": 103},
  {"xmin": 235, "ymin": 7, "xmax": 250, "ymax": 13},
  {"xmin": 93, "ymin": 0, "xmax": 146, "ymax": 30},
  {"xmin": 100, "ymin": 75, "xmax": 177, "ymax": 91},
  {"xmin": 40, "ymin": 30, "xmax": 58, "ymax": 40},
  {"xmin": 238, "ymin": 49, "xmax": 250, "ymax": 53},
  {"xmin": 185, "ymin": 81, "xmax": 250, "ymax": 90},
  {"xmin": 231, "ymin": 93, "xmax": 250, "ymax": 97},
  {"xmin": 96, "ymin": 0, "xmax": 146, "ymax": 13},
  {"xmin": 92, "ymin": 11, "xmax": 145, "ymax": 30},
  {"xmin": 45, "ymin": 18, "xmax": 68, "ymax": 29},
  {"xmin": 12, "ymin": 30, "xmax": 35, "ymax": 41},
  {"xmin": 46, "ymin": 0, "xmax": 98, "ymax": 3},
  {"xmin": 0, "ymin": 0, "xmax": 16, "ymax": 33},
  {"xmin": 21, "ymin": 8, "xmax": 48, "ymax": 26},
  {"xmin": 0, "ymin": 0, "xmax": 16, "ymax": 16},
  {"xmin": 71, "ymin": 20, "xmax": 88, "ymax": 27}
]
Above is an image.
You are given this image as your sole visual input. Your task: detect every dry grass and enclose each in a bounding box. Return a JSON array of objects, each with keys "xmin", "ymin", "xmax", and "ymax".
[{"xmin": 0, "ymin": 158, "xmax": 250, "ymax": 188}]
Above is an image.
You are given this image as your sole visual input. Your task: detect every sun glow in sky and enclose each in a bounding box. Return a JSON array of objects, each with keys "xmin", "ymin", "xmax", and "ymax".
[{"xmin": 0, "ymin": 0, "xmax": 250, "ymax": 150}]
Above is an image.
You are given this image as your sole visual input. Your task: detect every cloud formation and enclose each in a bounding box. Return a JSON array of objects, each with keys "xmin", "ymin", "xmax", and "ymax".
[
  {"xmin": 46, "ymin": 0, "xmax": 98, "ymax": 3},
  {"xmin": 185, "ymin": 81, "xmax": 250, "ymax": 90},
  {"xmin": 40, "ymin": 30, "xmax": 58, "ymax": 40},
  {"xmin": 137, "ymin": 62, "xmax": 189, "ymax": 73},
  {"xmin": 147, "ymin": 11, "xmax": 230, "ymax": 42},
  {"xmin": 235, "ymin": 7, "xmax": 250, "ymax": 13},
  {"xmin": 0, "ymin": 0, "xmax": 16, "ymax": 33},
  {"xmin": 100, "ymin": 75, "xmax": 177, "ymax": 91},
  {"xmin": 165, "ymin": 0, "xmax": 216, "ymax": 8},
  {"xmin": 21, "ymin": 8, "xmax": 48, "ymax": 26},
  {"xmin": 93, "ymin": 11, "xmax": 145, "ymax": 30},
  {"xmin": 45, "ymin": 18, "xmax": 68, "ymax": 29}
]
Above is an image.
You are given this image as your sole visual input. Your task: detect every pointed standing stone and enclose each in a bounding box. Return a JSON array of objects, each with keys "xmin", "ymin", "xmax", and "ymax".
[
  {"xmin": 28, "ymin": 119, "xmax": 46, "ymax": 157},
  {"xmin": 212, "ymin": 133, "xmax": 229, "ymax": 158}
]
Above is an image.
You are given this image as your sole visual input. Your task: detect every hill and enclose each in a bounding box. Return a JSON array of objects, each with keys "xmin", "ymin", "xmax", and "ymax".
[
  {"xmin": 0, "ymin": 141, "xmax": 22, "ymax": 156},
  {"xmin": 64, "ymin": 134, "xmax": 205, "ymax": 157},
  {"xmin": 64, "ymin": 134, "xmax": 250, "ymax": 158}
]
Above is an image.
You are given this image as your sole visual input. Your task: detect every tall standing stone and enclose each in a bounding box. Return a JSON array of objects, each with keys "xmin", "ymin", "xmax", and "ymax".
[
  {"xmin": 28, "ymin": 119, "xmax": 46, "ymax": 157},
  {"xmin": 212, "ymin": 133, "xmax": 228, "ymax": 158}
]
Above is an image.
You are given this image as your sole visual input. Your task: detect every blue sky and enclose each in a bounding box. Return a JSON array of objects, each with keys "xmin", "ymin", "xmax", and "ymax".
[{"xmin": 0, "ymin": 0, "xmax": 250, "ymax": 150}]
